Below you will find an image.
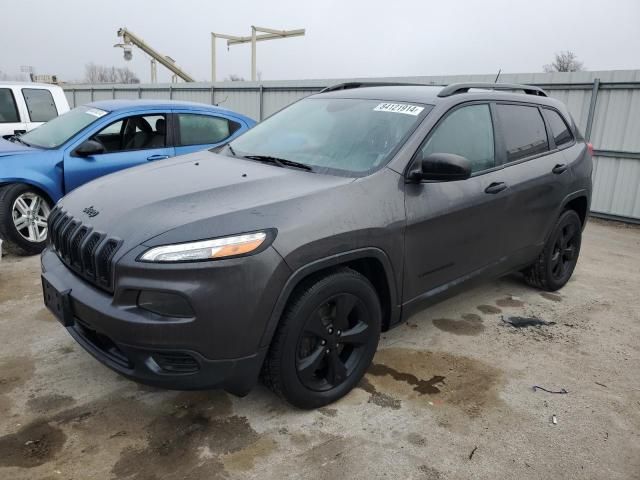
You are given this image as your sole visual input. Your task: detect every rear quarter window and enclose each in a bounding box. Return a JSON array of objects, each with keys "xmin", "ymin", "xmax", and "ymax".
[
  {"xmin": 496, "ymin": 104, "xmax": 549, "ymax": 162},
  {"xmin": 22, "ymin": 88, "xmax": 58, "ymax": 122},
  {"xmin": 177, "ymin": 114, "xmax": 241, "ymax": 146},
  {"xmin": 0, "ymin": 88, "xmax": 20, "ymax": 123},
  {"xmin": 543, "ymin": 108, "xmax": 574, "ymax": 148}
]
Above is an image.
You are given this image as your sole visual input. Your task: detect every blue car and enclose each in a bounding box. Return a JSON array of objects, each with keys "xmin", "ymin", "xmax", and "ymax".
[{"xmin": 0, "ymin": 100, "xmax": 255, "ymax": 254}]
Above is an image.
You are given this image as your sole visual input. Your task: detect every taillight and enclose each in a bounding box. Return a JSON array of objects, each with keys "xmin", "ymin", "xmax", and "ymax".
[{"xmin": 587, "ymin": 142, "xmax": 594, "ymax": 156}]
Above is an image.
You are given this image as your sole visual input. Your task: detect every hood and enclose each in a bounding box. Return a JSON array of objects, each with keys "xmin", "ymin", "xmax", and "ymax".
[
  {"xmin": 59, "ymin": 150, "xmax": 352, "ymax": 249},
  {"xmin": 0, "ymin": 137, "xmax": 40, "ymax": 157}
]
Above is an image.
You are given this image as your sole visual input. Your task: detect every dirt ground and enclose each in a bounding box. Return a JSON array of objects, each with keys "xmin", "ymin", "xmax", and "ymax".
[{"xmin": 0, "ymin": 219, "xmax": 639, "ymax": 480}]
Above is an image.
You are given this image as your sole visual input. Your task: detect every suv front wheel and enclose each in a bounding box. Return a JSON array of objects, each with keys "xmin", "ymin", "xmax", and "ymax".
[{"xmin": 263, "ymin": 268, "xmax": 381, "ymax": 409}]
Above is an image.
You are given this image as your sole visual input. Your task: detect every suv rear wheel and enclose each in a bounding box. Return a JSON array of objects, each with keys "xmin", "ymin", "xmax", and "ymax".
[
  {"xmin": 524, "ymin": 209, "xmax": 582, "ymax": 291},
  {"xmin": 0, "ymin": 184, "xmax": 52, "ymax": 255},
  {"xmin": 263, "ymin": 268, "xmax": 381, "ymax": 409}
]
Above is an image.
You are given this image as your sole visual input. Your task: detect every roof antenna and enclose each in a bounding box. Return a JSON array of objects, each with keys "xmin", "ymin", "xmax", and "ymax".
[{"xmin": 494, "ymin": 69, "xmax": 502, "ymax": 83}]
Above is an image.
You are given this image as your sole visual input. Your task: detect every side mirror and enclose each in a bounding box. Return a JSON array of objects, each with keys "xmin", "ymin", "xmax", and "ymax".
[
  {"xmin": 409, "ymin": 152, "xmax": 472, "ymax": 182},
  {"xmin": 75, "ymin": 140, "xmax": 104, "ymax": 157}
]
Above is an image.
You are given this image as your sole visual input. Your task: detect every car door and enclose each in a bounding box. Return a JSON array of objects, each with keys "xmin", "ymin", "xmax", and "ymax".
[
  {"xmin": 21, "ymin": 88, "xmax": 59, "ymax": 131},
  {"xmin": 492, "ymin": 103, "xmax": 575, "ymax": 265},
  {"xmin": 63, "ymin": 112, "xmax": 174, "ymax": 193},
  {"xmin": 0, "ymin": 87, "xmax": 26, "ymax": 137},
  {"xmin": 403, "ymin": 102, "xmax": 510, "ymax": 303},
  {"xmin": 172, "ymin": 111, "xmax": 245, "ymax": 156}
]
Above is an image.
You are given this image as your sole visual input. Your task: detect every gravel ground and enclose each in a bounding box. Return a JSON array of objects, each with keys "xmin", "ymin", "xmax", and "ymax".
[{"xmin": 0, "ymin": 219, "xmax": 639, "ymax": 480}]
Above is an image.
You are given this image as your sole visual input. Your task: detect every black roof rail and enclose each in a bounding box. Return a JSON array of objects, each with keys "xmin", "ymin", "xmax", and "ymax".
[
  {"xmin": 319, "ymin": 81, "xmax": 430, "ymax": 93},
  {"xmin": 437, "ymin": 82, "xmax": 548, "ymax": 98}
]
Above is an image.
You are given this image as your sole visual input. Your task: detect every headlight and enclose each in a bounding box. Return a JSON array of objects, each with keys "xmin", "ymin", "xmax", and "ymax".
[{"xmin": 139, "ymin": 232, "xmax": 268, "ymax": 263}]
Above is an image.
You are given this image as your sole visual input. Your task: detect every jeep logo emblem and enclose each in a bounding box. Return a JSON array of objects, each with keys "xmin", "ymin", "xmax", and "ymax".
[{"xmin": 83, "ymin": 206, "xmax": 99, "ymax": 218}]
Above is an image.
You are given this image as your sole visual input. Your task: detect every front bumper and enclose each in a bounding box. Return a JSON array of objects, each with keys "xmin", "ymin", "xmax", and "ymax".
[{"xmin": 41, "ymin": 246, "xmax": 290, "ymax": 395}]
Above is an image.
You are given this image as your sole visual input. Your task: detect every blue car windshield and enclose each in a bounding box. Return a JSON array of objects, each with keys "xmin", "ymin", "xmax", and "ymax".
[
  {"xmin": 20, "ymin": 106, "xmax": 108, "ymax": 149},
  {"xmin": 229, "ymin": 98, "xmax": 431, "ymax": 176}
]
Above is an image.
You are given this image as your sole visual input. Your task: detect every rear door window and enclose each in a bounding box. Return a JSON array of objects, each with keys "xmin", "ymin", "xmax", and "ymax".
[
  {"xmin": 420, "ymin": 103, "xmax": 495, "ymax": 173},
  {"xmin": 543, "ymin": 108, "xmax": 573, "ymax": 148},
  {"xmin": 177, "ymin": 114, "xmax": 240, "ymax": 146},
  {"xmin": 0, "ymin": 88, "xmax": 20, "ymax": 123},
  {"xmin": 22, "ymin": 88, "xmax": 58, "ymax": 122},
  {"xmin": 495, "ymin": 104, "xmax": 548, "ymax": 162}
]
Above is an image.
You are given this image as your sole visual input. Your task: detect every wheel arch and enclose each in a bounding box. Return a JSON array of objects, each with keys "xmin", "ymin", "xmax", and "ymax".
[
  {"xmin": 0, "ymin": 178, "xmax": 58, "ymax": 206},
  {"xmin": 259, "ymin": 248, "xmax": 401, "ymax": 350}
]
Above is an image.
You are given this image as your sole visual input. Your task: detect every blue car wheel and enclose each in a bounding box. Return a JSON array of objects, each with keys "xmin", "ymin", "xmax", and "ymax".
[{"xmin": 0, "ymin": 183, "xmax": 52, "ymax": 255}]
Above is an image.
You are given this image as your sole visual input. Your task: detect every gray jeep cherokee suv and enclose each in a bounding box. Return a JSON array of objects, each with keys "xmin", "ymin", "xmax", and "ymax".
[{"xmin": 41, "ymin": 82, "xmax": 592, "ymax": 408}]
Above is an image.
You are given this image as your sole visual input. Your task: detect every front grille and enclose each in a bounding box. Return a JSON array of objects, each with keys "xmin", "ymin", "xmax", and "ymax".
[{"xmin": 48, "ymin": 207, "xmax": 121, "ymax": 293}]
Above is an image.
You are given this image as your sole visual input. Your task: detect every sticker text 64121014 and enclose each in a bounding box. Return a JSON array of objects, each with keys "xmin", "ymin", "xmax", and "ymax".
[{"xmin": 373, "ymin": 103, "xmax": 424, "ymax": 116}]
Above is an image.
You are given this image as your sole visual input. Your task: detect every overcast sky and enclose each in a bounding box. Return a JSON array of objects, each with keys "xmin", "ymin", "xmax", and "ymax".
[{"xmin": 2, "ymin": 0, "xmax": 639, "ymax": 83}]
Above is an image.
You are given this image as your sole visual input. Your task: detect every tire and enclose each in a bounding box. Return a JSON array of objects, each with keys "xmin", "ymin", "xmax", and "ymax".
[
  {"xmin": 262, "ymin": 267, "xmax": 381, "ymax": 409},
  {"xmin": 0, "ymin": 184, "xmax": 52, "ymax": 256},
  {"xmin": 524, "ymin": 209, "xmax": 582, "ymax": 291}
]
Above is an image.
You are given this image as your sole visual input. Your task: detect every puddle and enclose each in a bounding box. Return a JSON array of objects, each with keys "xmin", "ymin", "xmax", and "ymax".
[
  {"xmin": 369, "ymin": 363, "xmax": 446, "ymax": 394},
  {"xmin": 365, "ymin": 348, "xmax": 502, "ymax": 417},
  {"xmin": 0, "ymin": 420, "xmax": 67, "ymax": 468},
  {"xmin": 27, "ymin": 394, "xmax": 76, "ymax": 414},
  {"xmin": 503, "ymin": 316, "xmax": 556, "ymax": 328},
  {"xmin": 432, "ymin": 316, "xmax": 485, "ymax": 336},
  {"xmin": 477, "ymin": 304, "xmax": 502, "ymax": 314},
  {"xmin": 358, "ymin": 377, "xmax": 402, "ymax": 409},
  {"xmin": 496, "ymin": 296, "xmax": 525, "ymax": 308}
]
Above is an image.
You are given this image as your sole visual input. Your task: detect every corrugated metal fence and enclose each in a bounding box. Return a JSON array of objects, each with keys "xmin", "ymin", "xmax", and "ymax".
[{"xmin": 64, "ymin": 70, "xmax": 640, "ymax": 222}]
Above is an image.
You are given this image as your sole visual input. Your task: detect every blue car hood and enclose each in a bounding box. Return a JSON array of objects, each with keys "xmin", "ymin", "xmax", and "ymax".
[{"xmin": 0, "ymin": 137, "xmax": 40, "ymax": 157}]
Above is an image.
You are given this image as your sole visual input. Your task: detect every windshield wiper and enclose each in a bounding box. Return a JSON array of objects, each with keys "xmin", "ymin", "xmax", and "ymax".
[
  {"xmin": 10, "ymin": 135, "xmax": 30, "ymax": 147},
  {"xmin": 212, "ymin": 142, "xmax": 237, "ymax": 156},
  {"xmin": 243, "ymin": 155, "xmax": 313, "ymax": 172}
]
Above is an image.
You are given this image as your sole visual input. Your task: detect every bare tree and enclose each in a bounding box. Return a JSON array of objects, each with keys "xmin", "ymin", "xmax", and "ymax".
[
  {"xmin": 543, "ymin": 51, "xmax": 584, "ymax": 73},
  {"xmin": 84, "ymin": 63, "xmax": 139, "ymax": 84},
  {"xmin": 115, "ymin": 67, "xmax": 140, "ymax": 84},
  {"xmin": 225, "ymin": 74, "xmax": 245, "ymax": 81}
]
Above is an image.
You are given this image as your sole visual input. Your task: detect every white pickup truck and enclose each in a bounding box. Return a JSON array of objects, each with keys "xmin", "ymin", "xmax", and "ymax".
[{"xmin": 0, "ymin": 82, "xmax": 70, "ymax": 138}]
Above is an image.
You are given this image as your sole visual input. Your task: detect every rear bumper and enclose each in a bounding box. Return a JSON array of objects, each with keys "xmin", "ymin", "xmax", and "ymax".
[{"xmin": 41, "ymin": 246, "xmax": 289, "ymax": 395}]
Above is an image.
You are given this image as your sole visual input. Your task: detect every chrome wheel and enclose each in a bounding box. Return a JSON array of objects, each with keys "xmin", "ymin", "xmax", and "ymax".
[{"xmin": 12, "ymin": 192, "xmax": 50, "ymax": 243}]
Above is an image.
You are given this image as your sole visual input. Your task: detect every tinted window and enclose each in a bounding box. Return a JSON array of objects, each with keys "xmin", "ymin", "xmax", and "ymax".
[
  {"xmin": 0, "ymin": 89, "xmax": 20, "ymax": 123},
  {"xmin": 496, "ymin": 104, "xmax": 548, "ymax": 162},
  {"xmin": 420, "ymin": 104, "xmax": 495, "ymax": 173},
  {"xmin": 22, "ymin": 88, "xmax": 58, "ymax": 122},
  {"xmin": 543, "ymin": 109, "xmax": 573, "ymax": 147},
  {"xmin": 92, "ymin": 115, "xmax": 166, "ymax": 153},
  {"xmin": 178, "ymin": 114, "xmax": 239, "ymax": 146}
]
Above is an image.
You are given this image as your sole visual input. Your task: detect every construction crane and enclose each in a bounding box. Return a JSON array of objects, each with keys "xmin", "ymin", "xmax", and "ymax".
[{"xmin": 114, "ymin": 28, "xmax": 195, "ymax": 83}]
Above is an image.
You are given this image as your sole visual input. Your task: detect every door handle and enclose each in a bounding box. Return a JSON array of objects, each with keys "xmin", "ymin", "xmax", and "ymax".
[
  {"xmin": 484, "ymin": 182, "xmax": 508, "ymax": 194},
  {"xmin": 147, "ymin": 154, "xmax": 169, "ymax": 161},
  {"xmin": 552, "ymin": 163, "xmax": 568, "ymax": 174}
]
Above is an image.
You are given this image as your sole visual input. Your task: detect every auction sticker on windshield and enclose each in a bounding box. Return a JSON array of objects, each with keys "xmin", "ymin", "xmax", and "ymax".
[
  {"xmin": 85, "ymin": 108, "xmax": 107, "ymax": 118},
  {"xmin": 373, "ymin": 103, "xmax": 424, "ymax": 116}
]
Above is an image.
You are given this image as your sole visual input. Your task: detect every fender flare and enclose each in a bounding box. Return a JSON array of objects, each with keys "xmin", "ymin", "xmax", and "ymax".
[
  {"xmin": 259, "ymin": 247, "xmax": 400, "ymax": 349},
  {"xmin": 0, "ymin": 177, "xmax": 60, "ymax": 204},
  {"xmin": 547, "ymin": 189, "xmax": 590, "ymax": 240}
]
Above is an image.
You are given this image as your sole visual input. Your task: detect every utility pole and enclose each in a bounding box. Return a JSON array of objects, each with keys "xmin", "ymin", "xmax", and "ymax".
[{"xmin": 211, "ymin": 26, "xmax": 305, "ymax": 82}]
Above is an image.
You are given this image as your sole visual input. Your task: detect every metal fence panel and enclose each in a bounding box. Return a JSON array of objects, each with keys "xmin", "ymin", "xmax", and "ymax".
[{"xmin": 63, "ymin": 70, "xmax": 640, "ymax": 221}]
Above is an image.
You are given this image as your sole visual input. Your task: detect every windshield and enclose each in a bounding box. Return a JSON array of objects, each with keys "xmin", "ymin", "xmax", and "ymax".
[
  {"xmin": 20, "ymin": 106, "xmax": 108, "ymax": 149},
  {"xmin": 228, "ymin": 98, "xmax": 431, "ymax": 176}
]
